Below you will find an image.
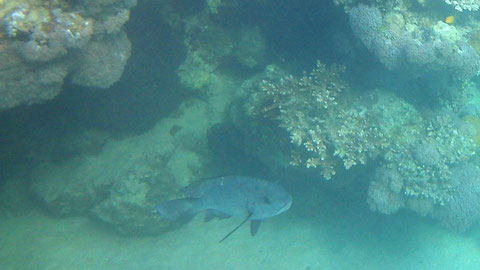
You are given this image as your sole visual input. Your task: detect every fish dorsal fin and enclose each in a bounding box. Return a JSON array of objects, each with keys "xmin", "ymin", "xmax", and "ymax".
[
  {"xmin": 250, "ymin": 220, "xmax": 262, "ymax": 236},
  {"xmin": 218, "ymin": 212, "xmax": 253, "ymax": 243}
]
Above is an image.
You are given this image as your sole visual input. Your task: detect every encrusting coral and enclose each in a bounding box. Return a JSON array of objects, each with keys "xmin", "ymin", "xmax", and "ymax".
[
  {"xmin": 348, "ymin": 4, "xmax": 480, "ymax": 82},
  {"xmin": 0, "ymin": 0, "xmax": 137, "ymax": 111}
]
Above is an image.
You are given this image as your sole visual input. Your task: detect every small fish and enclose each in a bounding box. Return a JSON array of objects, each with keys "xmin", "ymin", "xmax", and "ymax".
[
  {"xmin": 156, "ymin": 176, "xmax": 292, "ymax": 242},
  {"xmin": 445, "ymin": 16, "xmax": 454, "ymax": 24}
]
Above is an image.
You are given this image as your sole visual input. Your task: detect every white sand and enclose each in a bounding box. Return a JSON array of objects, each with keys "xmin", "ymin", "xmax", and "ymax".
[{"xmin": 1, "ymin": 200, "xmax": 480, "ymax": 270}]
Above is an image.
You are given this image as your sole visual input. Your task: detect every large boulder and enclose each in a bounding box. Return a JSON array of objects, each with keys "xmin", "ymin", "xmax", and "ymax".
[{"xmin": 31, "ymin": 99, "xmax": 216, "ymax": 234}]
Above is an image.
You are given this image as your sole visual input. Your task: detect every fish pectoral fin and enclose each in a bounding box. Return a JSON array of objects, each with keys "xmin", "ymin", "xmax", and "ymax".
[
  {"xmin": 250, "ymin": 220, "xmax": 262, "ymax": 236},
  {"xmin": 218, "ymin": 212, "xmax": 253, "ymax": 243},
  {"xmin": 204, "ymin": 211, "xmax": 216, "ymax": 222}
]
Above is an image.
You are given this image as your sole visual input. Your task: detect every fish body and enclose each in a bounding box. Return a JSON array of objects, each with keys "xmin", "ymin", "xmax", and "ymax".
[
  {"xmin": 445, "ymin": 15, "xmax": 454, "ymax": 24},
  {"xmin": 156, "ymin": 176, "xmax": 292, "ymax": 240}
]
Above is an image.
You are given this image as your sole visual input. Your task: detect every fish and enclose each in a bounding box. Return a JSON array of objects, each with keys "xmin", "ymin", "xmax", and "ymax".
[
  {"xmin": 445, "ymin": 15, "xmax": 454, "ymax": 24},
  {"xmin": 156, "ymin": 176, "xmax": 292, "ymax": 242}
]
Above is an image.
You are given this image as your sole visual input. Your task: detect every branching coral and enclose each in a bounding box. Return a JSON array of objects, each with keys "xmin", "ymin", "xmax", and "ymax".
[
  {"xmin": 259, "ymin": 62, "xmax": 387, "ymax": 179},
  {"xmin": 330, "ymin": 107, "xmax": 389, "ymax": 170},
  {"xmin": 260, "ymin": 61, "xmax": 345, "ymax": 179}
]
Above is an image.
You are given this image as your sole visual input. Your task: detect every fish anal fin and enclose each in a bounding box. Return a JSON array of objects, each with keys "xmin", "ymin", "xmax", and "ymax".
[
  {"xmin": 250, "ymin": 220, "xmax": 262, "ymax": 236},
  {"xmin": 205, "ymin": 210, "xmax": 231, "ymax": 222},
  {"xmin": 156, "ymin": 198, "xmax": 198, "ymax": 222},
  {"xmin": 205, "ymin": 210, "xmax": 215, "ymax": 222}
]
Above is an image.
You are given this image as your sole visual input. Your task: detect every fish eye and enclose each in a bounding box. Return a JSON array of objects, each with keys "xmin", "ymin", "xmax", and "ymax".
[{"xmin": 263, "ymin": 196, "xmax": 271, "ymax": 204}]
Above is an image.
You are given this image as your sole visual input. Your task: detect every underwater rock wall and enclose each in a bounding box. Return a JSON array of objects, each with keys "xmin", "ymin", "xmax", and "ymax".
[
  {"xmin": 0, "ymin": 0, "xmax": 136, "ymax": 111},
  {"xmin": 30, "ymin": 98, "xmax": 221, "ymax": 234}
]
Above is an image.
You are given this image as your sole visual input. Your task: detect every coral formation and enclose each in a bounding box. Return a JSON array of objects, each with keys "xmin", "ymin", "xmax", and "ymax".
[
  {"xmin": 444, "ymin": 0, "xmax": 479, "ymax": 11},
  {"xmin": 234, "ymin": 27, "xmax": 266, "ymax": 69},
  {"xmin": 0, "ymin": 0, "xmax": 137, "ymax": 110},
  {"xmin": 175, "ymin": 6, "xmax": 268, "ymax": 90},
  {"xmin": 254, "ymin": 62, "xmax": 476, "ymax": 219},
  {"xmin": 366, "ymin": 106, "xmax": 475, "ymax": 215},
  {"xmin": 259, "ymin": 61, "xmax": 345, "ymax": 179},
  {"xmin": 365, "ymin": 109, "xmax": 476, "ymax": 222},
  {"xmin": 13, "ymin": 8, "xmax": 93, "ymax": 62},
  {"xmin": 348, "ymin": 5, "xmax": 480, "ymax": 82},
  {"xmin": 92, "ymin": 9, "xmax": 131, "ymax": 35},
  {"xmin": 71, "ymin": 31, "xmax": 131, "ymax": 88},
  {"xmin": 176, "ymin": 10, "xmax": 229, "ymax": 89},
  {"xmin": 258, "ymin": 62, "xmax": 388, "ymax": 179},
  {"xmin": 177, "ymin": 21, "xmax": 234, "ymax": 89},
  {"xmin": 434, "ymin": 163, "xmax": 480, "ymax": 231},
  {"xmin": 367, "ymin": 167, "xmax": 405, "ymax": 215},
  {"xmin": 0, "ymin": 42, "xmax": 67, "ymax": 109},
  {"xmin": 30, "ymin": 98, "xmax": 218, "ymax": 234}
]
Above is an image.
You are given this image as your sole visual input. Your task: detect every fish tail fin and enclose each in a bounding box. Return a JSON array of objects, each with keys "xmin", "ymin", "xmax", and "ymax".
[{"xmin": 156, "ymin": 198, "xmax": 198, "ymax": 221}]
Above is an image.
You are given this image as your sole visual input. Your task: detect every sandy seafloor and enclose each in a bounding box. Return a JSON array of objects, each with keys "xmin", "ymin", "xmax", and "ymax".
[{"xmin": 2, "ymin": 177, "xmax": 480, "ymax": 270}]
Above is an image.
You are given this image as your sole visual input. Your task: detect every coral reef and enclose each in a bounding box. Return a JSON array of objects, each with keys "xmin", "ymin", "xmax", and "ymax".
[
  {"xmin": 0, "ymin": 43, "xmax": 66, "ymax": 109},
  {"xmin": 91, "ymin": 9, "xmax": 131, "ymax": 35},
  {"xmin": 367, "ymin": 167, "xmax": 405, "ymax": 215},
  {"xmin": 13, "ymin": 8, "xmax": 93, "ymax": 62},
  {"xmin": 445, "ymin": 0, "xmax": 479, "ymax": 11},
  {"xmin": 252, "ymin": 62, "xmax": 476, "ymax": 219},
  {"xmin": 0, "ymin": 0, "xmax": 137, "ymax": 110},
  {"xmin": 175, "ymin": 5, "xmax": 268, "ymax": 90},
  {"xmin": 259, "ymin": 61, "xmax": 345, "ymax": 179},
  {"xmin": 30, "ymin": 98, "xmax": 216, "ymax": 234},
  {"xmin": 177, "ymin": 20, "xmax": 234, "ymax": 89},
  {"xmin": 433, "ymin": 163, "xmax": 480, "ymax": 231},
  {"xmin": 348, "ymin": 5, "xmax": 395, "ymax": 68},
  {"xmin": 365, "ymin": 107, "xmax": 476, "ymax": 222},
  {"xmin": 29, "ymin": 63, "xmax": 241, "ymax": 233},
  {"xmin": 366, "ymin": 104, "xmax": 475, "ymax": 216},
  {"xmin": 348, "ymin": 5, "xmax": 480, "ymax": 82},
  {"xmin": 71, "ymin": 31, "xmax": 131, "ymax": 88},
  {"xmin": 390, "ymin": 112, "xmax": 474, "ymax": 205},
  {"xmin": 7, "ymin": 0, "xmax": 480, "ymax": 236},
  {"xmin": 257, "ymin": 62, "xmax": 388, "ymax": 179},
  {"xmin": 234, "ymin": 27, "xmax": 266, "ymax": 69}
]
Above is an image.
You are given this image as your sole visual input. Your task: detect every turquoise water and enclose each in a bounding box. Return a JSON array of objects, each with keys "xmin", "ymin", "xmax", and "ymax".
[
  {"xmin": 2, "ymin": 0, "xmax": 480, "ymax": 269},
  {"xmin": 2, "ymin": 177, "xmax": 480, "ymax": 269}
]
